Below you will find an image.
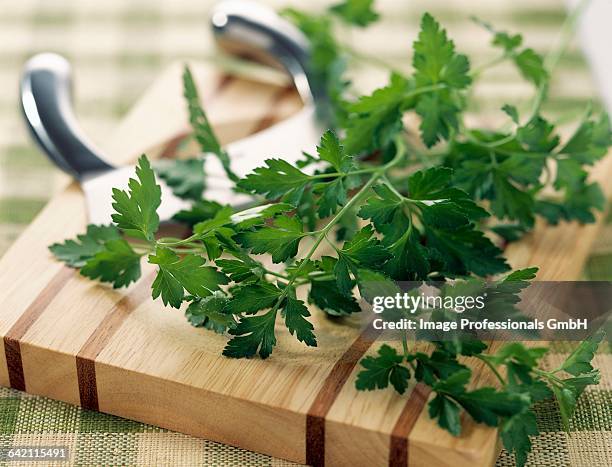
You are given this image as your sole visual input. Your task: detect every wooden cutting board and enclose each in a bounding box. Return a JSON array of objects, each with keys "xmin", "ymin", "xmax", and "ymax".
[{"xmin": 1, "ymin": 61, "xmax": 611, "ymax": 467}]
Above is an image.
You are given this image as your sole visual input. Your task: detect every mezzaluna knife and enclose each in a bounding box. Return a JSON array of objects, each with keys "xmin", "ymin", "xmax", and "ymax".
[{"xmin": 20, "ymin": 0, "xmax": 327, "ymax": 225}]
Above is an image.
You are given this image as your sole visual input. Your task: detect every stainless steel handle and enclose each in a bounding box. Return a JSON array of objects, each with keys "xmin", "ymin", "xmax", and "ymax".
[
  {"xmin": 20, "ymin": 53, "xmax": 115, "ymax": 179},
  {"xmin": 20, "ymin": 2, "xmax": 326, "ymax": 181},
  {"xmin": 210, "ymin": 1, "xmax": 327, "ymax": 108}
]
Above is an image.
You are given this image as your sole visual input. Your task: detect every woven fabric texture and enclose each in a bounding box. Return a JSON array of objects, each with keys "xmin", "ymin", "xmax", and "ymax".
[{"xmin": 0, "ymin": 0, "xmax": 610, "ymax": 466}]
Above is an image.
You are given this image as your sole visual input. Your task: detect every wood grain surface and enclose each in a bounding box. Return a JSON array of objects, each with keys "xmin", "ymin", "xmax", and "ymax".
[{"xmin": 0, "ymin": 61, "xmax": 610, "ymax": 467}]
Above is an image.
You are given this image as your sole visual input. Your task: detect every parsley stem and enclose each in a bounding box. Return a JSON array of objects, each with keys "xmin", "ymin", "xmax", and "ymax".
[
  {"xmin": 534, "ymin": 368, "xmax": 564, "ymax": 384},
  {"xmin": 157, "ymin": 234, "xmax": 200, "ymax": 246},
  {"xmin": 166, "ymin": 247, "xmax": 205, "ymax": 254},
  {"xmin": 342, "ymin": 45, "xmax": 405, "ymax": 75},
  {"xmin": 381, "ymin": 176, "xmax": 405, "ymax": 200},
  {"xmin": 293, "ymin": 273, "xmax": 336, "ymax": 287},
  {"xmin": 466, "ymin": 131, "xmax": 515, "ymax": 149},
  {"xmin": 406, "ymin": 83, "xmax": 448, "ymax": 99},
  {"xmin": 474, "ymin": 355, "xmax": 506, "ymax": 387},
  {"xmin": 402, "ymin": 335, "xmax": 410, "ymax": 360},
  {"xmin": 271, "ymin": 137, "xmax": 407, "ymax": 313},
  {"xmin": 309, "ymin": 166, "xmax": 380, "ymax": 180},
  {"xmin": 530, "ymin": 0, "xmax": 590, "ymax": 117},
  {"xmin": 470, "ymin": 53, "xmax": 509, "ymax": 79},
  {"xmin": 266, "ymin": 270, "xmax": 290, "ymax": 280}
]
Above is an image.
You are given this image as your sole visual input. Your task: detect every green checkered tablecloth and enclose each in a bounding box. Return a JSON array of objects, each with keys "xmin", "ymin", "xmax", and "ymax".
[{"xmin": 0, "ymin": 0, "xmax": 610, "ymax": 465}]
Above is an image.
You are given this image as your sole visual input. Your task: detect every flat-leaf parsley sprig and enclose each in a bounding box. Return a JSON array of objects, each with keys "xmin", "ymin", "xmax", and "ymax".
[{"xmin": 49, "ymin": 2, "xmax": 608, "ymax": 465}]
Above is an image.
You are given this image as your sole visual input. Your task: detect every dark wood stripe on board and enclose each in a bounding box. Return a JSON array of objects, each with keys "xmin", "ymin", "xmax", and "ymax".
[
  {"xmin": 389, "ymin": 383, "xmax": 432, "ymax": 467},
  {"xmin": 306, "ymin": 324, "xmax": 382, "ymax": 467},
  {"xmin": 76, "ymin": 273, "xmax": 154, "ymax": 410},
  {"xmin": 3, "ymin": 266, "xmax": 74, "ymax": 390}
]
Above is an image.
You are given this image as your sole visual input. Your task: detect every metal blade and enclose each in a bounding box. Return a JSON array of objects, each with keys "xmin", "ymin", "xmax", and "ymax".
[
  {"xmin": 82, "ymin": 105, "xmax": 323, "ymax": 224},
  {"xmin": 83, "ymin": 167, "xmax": 256, "ymax": 225},
  {"xmin": 571, "ymin": 0, "xmax": 612, "ymax": 114},
  {"xmin": 204, "ymin": 105, "xmax": 323, "ymax": 189}
]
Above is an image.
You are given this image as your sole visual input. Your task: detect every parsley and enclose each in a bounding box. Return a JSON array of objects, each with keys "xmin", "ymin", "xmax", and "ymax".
[
  {"xmin": 80, "ymin": 239, "xmax": 141, "ymax": 289},
  {"xmin": 238, "ymin": 159, "xmax": 312, "ymax": 204},
  {"xmin": 223, "ymin": 309, "xmax": 277, "ymax": 359},
  {"xmin": 236, "ymin": 216, "xmax": 306, "ymax": 263},
  {"xmin": 149, "ymin": 247, "xmax": 228, "ymax": 308},
  {"xmin": 156, "ymin": 158, "xmax": 205, "ymax": 201},
  {"xmin": 359, "ymin": 322, "xmax": 603, "ymax": 467},
  {"xmin": 330, "ymin": 0, "xmax": 379, "ymax": 27},
  {"xmin": 183, "ymin": 66, "xmax": 237, "ymax": 182},
  {"xmin": 356, "ymin": 344, "xmax": 410, "ymax": 394},
  {"xmin": 49, "ymin": 6, "xmax": 608, "ymax": 466},
  {"xmin": 49, "ymin": 224, "xmax": 120, "ymax": 267},
  {"xmin": 186, "ymin": 292, "xmax": 235, "ymax": 334},
  {"xmin": 283, "ymin": 295, "xmax": 317, "ymax": 347},
  {"xmin": 111, "ymin": 155, "xmax": 161, "ymax": 241},
  {"xmin": 475, "ymin": 18, "xmax": 548, "ymax": 86}
]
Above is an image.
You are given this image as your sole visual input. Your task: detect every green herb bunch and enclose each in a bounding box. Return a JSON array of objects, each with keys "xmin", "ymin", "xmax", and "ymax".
[{"xmin": 50, "ymin": 1, "xmax": 609, "ymax": 465}]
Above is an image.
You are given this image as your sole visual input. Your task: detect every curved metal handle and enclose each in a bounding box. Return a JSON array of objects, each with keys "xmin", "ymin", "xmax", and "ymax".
[
  {"xmin": 210, "ymin": 1, "xmax": 327, "ymax": 108},
  {"xmin": 20, "ymin": 53, "xmax": 114, "ymax": 179}
]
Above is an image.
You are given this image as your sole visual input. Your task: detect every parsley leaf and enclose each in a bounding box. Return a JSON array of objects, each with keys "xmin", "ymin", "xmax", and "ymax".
[
  {"xmin": 334, "ymin": 225, "xmax": 390, "ymax": 294},
  {"xmin": 551, "ymin": 384, "xmax": 578, "ymax": 432},
  {"xmin": 317, "ymin": 129, "xmax": 353, "ymax": 172},
  {"xmin": 149, "ymin": 247, "xmax": 228, "ymax": 308},
  {"xmin": 183, "ymin": 66, "xmax": 236, "ymax": 181},
  {"xmin": 407, "ymin": 167, "xmax": 489, "ymax": 225},
  {"xmin": 80, "ymin": 239, "xmax": 141, "ymax": 288},
  {"xmin": 360, "ymin": 168, "xmax": 506, "ymax": 278},
  {"xmin": 172, "ymin": 199, "xmax": 224, "ymax": 226},
  {"xmin": 411, "ymin": 13, "xmax": 471, "ymax": 146},
  {"xmin": 239, "ymin": 131, "xmax": 355, "ymax": 216},
  {"xmin": 501, "ymin": 412, "xmax": 539, "ymax": 467},
  {"xmin": 111, "ymin": 155, "xmax": 161, "ymax": 241},
  {"xmin": 186, "ymin": 292, "xmax": 236, "ymax": 334},
  {"xmin": 517, "ymin": 115, "xmax": 559, "ymax": 152},
  {"xmin": 216, "ymin": 257, "xmax": 265, "ymax": 284},
  {"xmin": 236, "ymin": 216, "xmax": 306, "ymax": 263},
  {"xmin": 315, "ymin": 178, "xmax": 349, "ymax": 217},
  {"xmin": 283, "ymin": 296, "xmax": 317, "ymax": 347},
  {"xmin": 413, "ymin": 13, "xmax": 471, "ymax": 89},
  {"xmin": 429, "ymin": 393, "xmax": 462, "ymax": 435},
  {"xmin": 49, "ymin": 224, "xmax": 121, "ymax": 267},
  {"xmin": 382, "ymin": 227, "xmax": 430, "ymax": 280},
  {"xmin": 225, "ymin": 282, "xmax": 282, "ymax": 314},
  {"xmin": 428, "ymin": 367, "xmax": 530, "ymax": 435},
  {"xmin": 238, "ymin": 159, "xmax": 311, "ymax": 205},
  {"xmin": 356, "ymin": 344, "xmax": 410, "ymax": 394},
  {"xmin": 416, "ymin": 92, "xmax": 460, "ymax": 147},
  {"xmin": 223, "ymin": 309, "xmax": 277, "ymax": 359},
  {"xmin": 514, "ymin": 49, "xmax": 547, "ymax": 87},
  {"xmin": 453, "ymin": 388, "xmax": 530, "ymax": 427},
  {"xmin": 330, "ymin": 0, "xmax": 379, "ymax": 27},
  {"xmin": 413, "ymin": 351, "xmax": 469, "ymax": 386},
  {"xmin": 357, "ymin": 184, "xmax": 404, "ymax": 230},
  {"xmin": 479, "ymin": 20, "xmax": 547, "ymax": 87},
  {"xmin": 560, "ymin": 330, "xmax": 604, "ymax": 376},
  {"xmin": 343, "ymin": 73, "xmax": 411, "ymax": 156},
  {"xmin": 559, "ymin": 113, "xmax": 611, "ymax": 164},
  {"xmin": 155, "ymin": 158, "xmax": 205, "ymax": 201},
  {"xmin": 309, "ymin": 278, "xmax": 361, "ymax": 316}
]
